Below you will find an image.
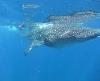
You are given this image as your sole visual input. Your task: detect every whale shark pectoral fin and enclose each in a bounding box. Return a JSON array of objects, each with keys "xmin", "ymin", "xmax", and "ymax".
[{"xmin": 25, "ymin": 40, "xmax": 44, "ymax": 55}]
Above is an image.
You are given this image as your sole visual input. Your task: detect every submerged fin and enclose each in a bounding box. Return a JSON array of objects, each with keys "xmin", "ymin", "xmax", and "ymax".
[{"xmin": 25, "ymin": 40, "xmax": 44, "ymax": 55}]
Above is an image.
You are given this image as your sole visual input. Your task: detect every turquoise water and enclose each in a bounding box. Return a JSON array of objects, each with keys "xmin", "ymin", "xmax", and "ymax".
[{"xmin": 0, "ymin": 0, "xmax": 100, "ymax": 81}]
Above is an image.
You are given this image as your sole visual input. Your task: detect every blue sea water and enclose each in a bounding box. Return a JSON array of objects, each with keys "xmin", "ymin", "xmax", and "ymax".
[{"xmin": 0, "ymin": 0, "xmax": 100, "ymax": 81}]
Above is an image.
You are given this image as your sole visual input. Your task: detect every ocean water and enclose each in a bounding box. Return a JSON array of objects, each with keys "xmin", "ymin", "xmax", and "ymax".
[{"xmin": 0, "ymin": 0, "xmax": 100, "ymax": 81}]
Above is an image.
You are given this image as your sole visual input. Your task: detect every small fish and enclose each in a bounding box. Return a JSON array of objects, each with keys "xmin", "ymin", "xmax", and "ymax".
[
  {"xmin": 18, "ymin": 23, "xmax": 25, "ymax": 30},
  {"xmin": 22, "ymin": 3, "xmax": 40, "ymax": 9}
]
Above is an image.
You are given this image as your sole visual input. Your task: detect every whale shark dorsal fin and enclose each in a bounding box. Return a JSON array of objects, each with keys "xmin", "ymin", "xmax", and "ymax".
[{"xmin": 25, "ymin": 40, "xmax": 44, "ymax": 55}]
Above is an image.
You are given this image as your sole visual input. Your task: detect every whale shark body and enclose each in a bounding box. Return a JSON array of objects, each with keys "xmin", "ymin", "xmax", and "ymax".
[
  {"xmin": 22, "ymin": 11, "xmax": 100, "ymax": 53},
  {"xmin": 26, "ymin": 23, "xmax": 100, "ymax": 53}
]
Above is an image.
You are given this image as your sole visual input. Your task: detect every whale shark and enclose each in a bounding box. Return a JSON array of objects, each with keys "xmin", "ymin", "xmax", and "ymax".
[{"xmin": 21, "ymin": 11, "xmax": 100, "ymax": 53}]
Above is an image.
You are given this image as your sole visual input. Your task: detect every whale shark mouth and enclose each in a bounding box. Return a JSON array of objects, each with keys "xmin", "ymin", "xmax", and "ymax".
[{"xmin": 35, "ymin": 22, "xmax": 53, "ymax": 29}]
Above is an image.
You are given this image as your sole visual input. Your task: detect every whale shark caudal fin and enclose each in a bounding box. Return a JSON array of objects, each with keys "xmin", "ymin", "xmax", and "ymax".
[{"xmin": 24, "ymin": 40, "xmax": 44, "ymax": 56}]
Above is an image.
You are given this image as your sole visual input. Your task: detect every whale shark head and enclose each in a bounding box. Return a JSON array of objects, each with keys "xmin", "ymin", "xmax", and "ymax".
[{"xmin": 31, "ymin": 22, "xmax": 53, "ymax": 31}]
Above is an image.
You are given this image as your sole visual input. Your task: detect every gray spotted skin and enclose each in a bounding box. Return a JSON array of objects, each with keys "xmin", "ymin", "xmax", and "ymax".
[
  {"xmin": 48, "ymin": 11, "xmax": 100, "ymax": 23},
  {"xmin": 25, "ymin": 11, "xmax": 100, "ymax": 53},
  {"xmin": 39, "ymin": 26, "xmax": 100, "ymax": 47},
  {"xmin": 28, "ymin": 22, "xmax": 100, "ymax": 47}
]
